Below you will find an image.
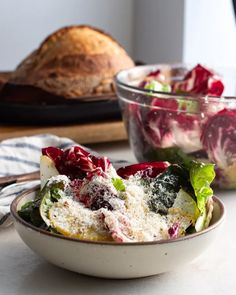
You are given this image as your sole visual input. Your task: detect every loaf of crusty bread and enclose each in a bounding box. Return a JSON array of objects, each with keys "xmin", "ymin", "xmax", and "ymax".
[{"xmin": 11, "ymin": 25, "xmax": 134, "ymax": 98}]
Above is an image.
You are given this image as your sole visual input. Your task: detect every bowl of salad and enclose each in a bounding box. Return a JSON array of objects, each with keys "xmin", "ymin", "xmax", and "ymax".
[
  {"xmin": 115, "ymin": 63, "xmax": 236, "ymax": 189},
  {"xmin": 11, "ymin": 146, "xmax": 224, "ymax": 278}
]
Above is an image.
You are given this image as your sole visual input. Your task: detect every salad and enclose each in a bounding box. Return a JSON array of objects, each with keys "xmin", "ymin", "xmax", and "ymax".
[
  {"xmin": 124, "ymin": 64, "xmax": 236, "ymax": 188},
  {"xmin": 18, "ymin": 146, "xmax": 215, "ymax": 243}
]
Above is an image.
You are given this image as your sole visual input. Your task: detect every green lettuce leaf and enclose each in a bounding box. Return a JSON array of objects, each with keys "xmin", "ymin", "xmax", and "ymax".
[
  {"xmin": 144, "ymin": 80, "xmax": 171, "ymax": 93},
  {"xmin": 190, "ymin": 161, "xmax": 215, "ymax": 213},
  {"xmin": 189, "ymin": 161, "xmax": 215, "ymax": 231},
  {"xmin": 178, "ymin": 99, "xmax": 199, "ymax": 113},
  {"xmin": 112, "ymin": 177, "xmax": 125, "ymax": 192}
]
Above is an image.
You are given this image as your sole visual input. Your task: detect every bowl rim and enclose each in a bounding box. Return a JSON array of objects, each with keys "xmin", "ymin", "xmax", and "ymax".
[
  {"xmin": 11, "ymin": 186, "xmax": 225, "ymax": 246},
  {"xmin": 115, "ymin": 63, "xmax": 236, "ymax": 103}
]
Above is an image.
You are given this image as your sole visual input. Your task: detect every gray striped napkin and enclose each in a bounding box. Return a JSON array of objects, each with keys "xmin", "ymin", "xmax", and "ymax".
[{"xmin": 0, "ymin": 134, "xmax": 129, "ymax": 228}]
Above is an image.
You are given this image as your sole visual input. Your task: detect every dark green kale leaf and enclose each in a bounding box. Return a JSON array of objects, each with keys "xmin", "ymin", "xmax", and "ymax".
[
  {"xmin": 147, "ymin": 165, "xmax": 194, "ymax": 214},
  {"xmin": 18, "ymin": 201, "xmax": 34, "ymax": 222},
  {"xmin": 18, "ymin": 198, "xmax": 44, "ymax": 227}
]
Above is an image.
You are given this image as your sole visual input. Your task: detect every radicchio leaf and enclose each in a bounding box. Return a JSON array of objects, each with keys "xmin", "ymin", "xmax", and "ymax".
[
  {"xmin": 172, "ymin": 64, "xmax": 224, "ymax": 96},
  {"xmin": 42, "ymin": 146, "xmax": 111, "ymax": 180},
  {"xmin": 143, "ymin": 109, "xmax": 175, "ymax": 148},
  {"xmin": 117, "ymin": 161, "xmax": 170, "ymax": 179},
  {"xmin": 201, "ymin": 109, "xmax": 236, "ymax": 168},
  {"xmin": 168, "ymin": 223, "xmax": 179, "ymax": 239},
  {"xmin": 139, "ymin": 69, "xmax": 165, "ymax": 88},
  {"xmin": 142, "ymin": 107, "xmax": 201, "ymax": 152},
  {"xmin": 78, "ymin": 182, "xmax": 115, "ymax": 211}
]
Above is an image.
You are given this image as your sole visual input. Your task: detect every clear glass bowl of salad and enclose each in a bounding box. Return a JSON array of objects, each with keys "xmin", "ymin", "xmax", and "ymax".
[{"xmin": 115, "ymin": 64, "xmax": 236, "ymax": 189}]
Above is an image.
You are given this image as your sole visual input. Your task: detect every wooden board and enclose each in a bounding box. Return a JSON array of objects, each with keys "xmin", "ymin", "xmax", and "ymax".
[{"xmin": 0, "ymin": 120, "xmax": 128, "ymax": 144}]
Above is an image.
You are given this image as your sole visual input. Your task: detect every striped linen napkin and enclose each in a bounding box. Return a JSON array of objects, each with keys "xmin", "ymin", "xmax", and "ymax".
[{"xmin": 0, "ymin": 134, "xmax": 128, "ymax": 228}]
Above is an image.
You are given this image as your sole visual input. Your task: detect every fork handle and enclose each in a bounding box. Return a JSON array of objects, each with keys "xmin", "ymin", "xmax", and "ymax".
[{"xmin": 0, "ymin": 171, "xmax": 40, "ymax": 186}]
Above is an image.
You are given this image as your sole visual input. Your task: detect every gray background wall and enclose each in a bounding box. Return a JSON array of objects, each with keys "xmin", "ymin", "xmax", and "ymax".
[
  {"xmin": 0, "ymin": 0, "xmax": 235, "ymax": 70},
  {"xmin": 0, "ymin": 0, "xmax": 134, "ymax": 70},
  {"xmin": 133, "ymin": 0, "xmax": 185, "ymax": 64}
]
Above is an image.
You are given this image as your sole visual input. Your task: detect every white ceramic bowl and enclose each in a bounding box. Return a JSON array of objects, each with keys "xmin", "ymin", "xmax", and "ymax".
[{"xmin": 11, "ymin": 187, "xmax": 225, "ymax": 279}]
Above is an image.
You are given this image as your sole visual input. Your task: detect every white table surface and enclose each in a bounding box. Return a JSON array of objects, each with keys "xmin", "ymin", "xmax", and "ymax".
[{"xmin": 0, "ymin": 141, "xmax": 235, "ymax": 295}]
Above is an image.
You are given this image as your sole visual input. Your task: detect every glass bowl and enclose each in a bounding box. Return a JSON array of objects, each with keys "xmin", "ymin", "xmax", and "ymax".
[{"xmin": 115, "ymin": 64, "xmax": 236, "ymax": 189}]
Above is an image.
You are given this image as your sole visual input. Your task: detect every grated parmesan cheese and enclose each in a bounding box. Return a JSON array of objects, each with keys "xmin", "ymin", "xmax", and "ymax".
[{"xmin": 46, "ymin": 171, "xmax": 196, "ymax": 242}]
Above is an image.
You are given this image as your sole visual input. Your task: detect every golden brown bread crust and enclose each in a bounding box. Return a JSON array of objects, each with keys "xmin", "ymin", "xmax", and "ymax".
[{"xmin": 11, "ymin": 25, "xmax": 134, "ymax": 98}]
